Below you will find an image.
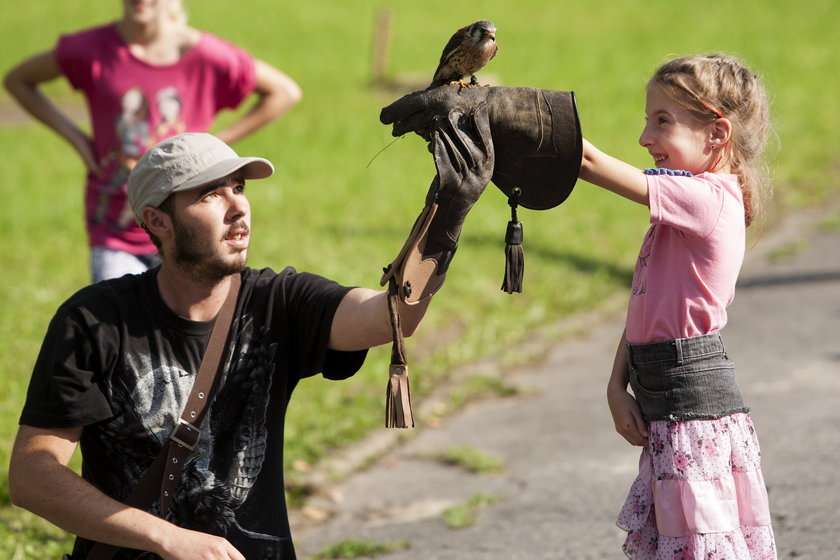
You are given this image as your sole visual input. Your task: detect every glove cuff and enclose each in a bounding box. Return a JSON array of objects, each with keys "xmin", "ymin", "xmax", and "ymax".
[{"xmin": 381, "ymin": 203, "xmax": 451, "ymax": 304}]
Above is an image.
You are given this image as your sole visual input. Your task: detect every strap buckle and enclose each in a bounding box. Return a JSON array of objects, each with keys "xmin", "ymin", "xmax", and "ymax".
[{"xmin": 170, "ymin": 419, "xmax": 200, "ymax": 451}]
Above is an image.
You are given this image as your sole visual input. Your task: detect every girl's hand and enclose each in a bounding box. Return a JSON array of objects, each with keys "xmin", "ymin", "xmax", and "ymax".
[{"xmin": 607, "ymin": 385, "xmax": 649, "ymax": 447}]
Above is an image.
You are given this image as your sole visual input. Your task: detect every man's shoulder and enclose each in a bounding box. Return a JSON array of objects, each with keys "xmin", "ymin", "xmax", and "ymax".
[
  {"xmin": 242, "ymin": 266, "xmax": 350, "ymax": 303},
  {"xmin": 243, "ymin": 265, "xmax": 292, "ymax": 288},
  {"xmin": 244, "ymin": 265, "xmax": 294, "ymax": 278},
  {"xmin": 243, "ymin": 266, "xmax": 344, "ymax": 287},
  {"xmin": 61, "ymin": 270, "xmax": 151, "ymax": 316}
]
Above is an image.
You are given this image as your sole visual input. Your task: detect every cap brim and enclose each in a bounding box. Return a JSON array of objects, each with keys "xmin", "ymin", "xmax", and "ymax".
[{"xmin": 172, "ymin": 156, "xmax": 274, "ymax": 194}]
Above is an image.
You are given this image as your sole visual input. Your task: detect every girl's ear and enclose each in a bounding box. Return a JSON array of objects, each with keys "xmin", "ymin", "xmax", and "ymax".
[
  {"xmin": 142, "ymin": 207, "xmax": 173, "ymax": 239},
  {"xmin": 709, "ymin": 117, "xmax": 733, "ymax": 149}
]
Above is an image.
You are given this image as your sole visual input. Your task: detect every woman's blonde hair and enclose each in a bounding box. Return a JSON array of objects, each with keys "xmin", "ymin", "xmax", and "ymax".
[{"xmin": 648, "ymin": 54, "xmax": 772, "ymax": 227}]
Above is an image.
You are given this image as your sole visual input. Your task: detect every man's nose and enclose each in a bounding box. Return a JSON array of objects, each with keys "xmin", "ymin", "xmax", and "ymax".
[{"xmin": 226, "ymin": 190, "xmax": 249, "ymax": 221}]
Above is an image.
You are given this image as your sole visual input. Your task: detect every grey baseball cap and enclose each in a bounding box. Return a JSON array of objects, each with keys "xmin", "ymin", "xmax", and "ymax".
[{"xmin": 127, "ymin": 132, "xmax": 274, "ymax": 225}]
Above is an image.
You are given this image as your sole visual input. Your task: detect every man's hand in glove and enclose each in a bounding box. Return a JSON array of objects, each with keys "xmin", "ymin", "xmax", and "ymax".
[
  {"xmin": 376, "ymin": 83, "xmax": 579, "ymax": 428},
  {"xmin": 381, "ymin": 99, "xmax": 494, "ymax": 304},
  {"xmin": 378, "ymin": 98, "xmax": 494, "ymax": 428},
  {"xmin": 381, "ymin": 85, "xmax": 493, "ymax": 141},
  {"xmin": 423, "ymin": 102, "xmax": 495, "ymax": 263},
  {"xmin": 381, "ymin": 83, "xmax": 581, "ymax": 212}
]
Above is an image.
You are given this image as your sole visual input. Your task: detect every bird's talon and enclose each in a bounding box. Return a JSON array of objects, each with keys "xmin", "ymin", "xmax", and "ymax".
[{"xmin": 450, "ymin": 79, "xmax": 473, "ymax": 92}]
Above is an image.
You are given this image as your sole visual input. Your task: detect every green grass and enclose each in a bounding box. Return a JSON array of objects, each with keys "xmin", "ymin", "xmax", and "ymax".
[
  {"xmin": 1, "ymin": 508, "xmax": 73, "ymax": 559},
  {"xmin": 818, "ymin": 211, "xmax": 840, "ymax": 232},
  {"xmin": 445, "ymin": 374, "xmax": 521, "ymax": 413},
  {"xmin": 306, "ymin": 538, "xmax": 410, "ymax": 560},
  {"xmin": 0, "ymin": 0, "xmax": 837, "ymax": 556},
  {"xmin": 441, "ymin": 493, "xmax": 502, "ymax": 529},
  {"xmin": 432, "ymin": 445, "xmax": 506, "ymax": 474},
  {"xmin": 768, "ymin": 239, "xmax": 810, "ymax": 263}
]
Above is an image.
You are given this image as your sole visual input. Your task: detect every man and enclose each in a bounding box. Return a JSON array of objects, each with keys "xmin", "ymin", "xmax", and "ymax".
[{"xmin": 9, "ymin": 116, "xmax": 493, "ymax": 559}]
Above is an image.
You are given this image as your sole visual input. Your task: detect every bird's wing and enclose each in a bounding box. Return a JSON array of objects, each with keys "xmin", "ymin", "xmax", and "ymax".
[{"xmin": 433, "ymin": 25, "xmax": 469, "ymax": 79}]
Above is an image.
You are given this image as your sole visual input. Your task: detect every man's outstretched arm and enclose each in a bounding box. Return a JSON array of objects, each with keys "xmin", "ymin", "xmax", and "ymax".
[
  {"xmin": 330, "ymin": 100, "xmax": 495, "ymax": 352},
  {"xmin": 329, "ymin": 287, "xmax": 430, "ymax": 352}
]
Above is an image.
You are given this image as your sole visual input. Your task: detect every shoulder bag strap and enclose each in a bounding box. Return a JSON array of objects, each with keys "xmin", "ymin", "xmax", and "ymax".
[{"xmin": 85, "ymin": 273, "xmax": 241, "ymax": 560}]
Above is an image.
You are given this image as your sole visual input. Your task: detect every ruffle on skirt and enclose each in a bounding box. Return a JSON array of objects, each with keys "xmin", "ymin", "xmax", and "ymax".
[{"xmin": 617, "ymin": 413, "xmax": 777, "ymax": 560}]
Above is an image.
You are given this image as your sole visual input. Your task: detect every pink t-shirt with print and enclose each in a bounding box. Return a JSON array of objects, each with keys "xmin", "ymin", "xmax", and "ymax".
[
  {"xmin": 625, "ymin": 172, "xmax": 745, "ymax": 344},
  {"xmin": 55, "ymin": 24, "xmax": 256, "ymax": 254}
]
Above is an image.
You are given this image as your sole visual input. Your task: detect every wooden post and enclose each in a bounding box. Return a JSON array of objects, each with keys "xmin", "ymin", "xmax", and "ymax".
[{"xmin": 371, "ymin": 8, "xmax": 392, "ymax": 87}]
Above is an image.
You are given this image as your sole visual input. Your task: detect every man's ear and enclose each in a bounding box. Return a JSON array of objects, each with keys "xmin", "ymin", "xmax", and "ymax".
[
  {"xmin": 142, "ymin": 207, "xmax": 173, "ymax": 239},
  {"xmin": 709, "ymin": 117, "xmax": 732, "ymax": 149}
]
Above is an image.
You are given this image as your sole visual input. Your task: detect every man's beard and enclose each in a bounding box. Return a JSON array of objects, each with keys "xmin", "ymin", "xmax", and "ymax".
[{"xmin": 172, "ymin": 219, "xmax": 248, "ymax": 281}]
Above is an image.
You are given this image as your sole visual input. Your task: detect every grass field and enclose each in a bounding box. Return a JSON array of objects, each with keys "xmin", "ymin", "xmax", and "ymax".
[{"xmin": 0, "ymin": 0, "xmax": 837, "ymax": 557}]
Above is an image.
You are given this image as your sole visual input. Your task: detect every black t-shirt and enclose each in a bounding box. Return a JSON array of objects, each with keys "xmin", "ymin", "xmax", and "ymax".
[{"xmin": 21, "ymin": 266, "xmax": 367, "ymax": 560}]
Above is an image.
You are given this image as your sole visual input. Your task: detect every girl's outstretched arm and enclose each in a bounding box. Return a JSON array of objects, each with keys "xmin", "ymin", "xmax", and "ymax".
[{"xmin": 579, "ymin": 139, "xmax": 650, "ymax": 206}]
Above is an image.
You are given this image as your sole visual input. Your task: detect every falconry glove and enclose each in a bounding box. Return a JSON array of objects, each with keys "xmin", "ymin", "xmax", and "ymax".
[
  {"xmin": 381, "ymin": 84, "xmax": 582, "ymax": 293},
  {"xmin": 380, "ymin": 101, "xmax": 494, "ymax": 428},
  {"xmin": 381, "ymin": 102, "xmax": 495, "ymax": 301}
]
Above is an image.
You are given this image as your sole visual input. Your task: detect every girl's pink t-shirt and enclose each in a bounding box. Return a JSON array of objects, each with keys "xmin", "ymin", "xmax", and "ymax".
[
  {"xmin": 625, "ymin": 172, "xmax": 745, "ymax": 344},
  {"xmin": 55, "ymin": 24, "xmax": 256, "ymax": 254}
]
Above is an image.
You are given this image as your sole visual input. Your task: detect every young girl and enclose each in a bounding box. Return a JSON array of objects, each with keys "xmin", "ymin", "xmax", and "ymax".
[{"xmin": 579, "ymin": 54, "xmax": 776, "ymax": 559}]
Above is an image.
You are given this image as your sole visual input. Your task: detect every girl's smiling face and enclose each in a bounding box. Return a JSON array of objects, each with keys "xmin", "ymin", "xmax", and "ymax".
[{"xmin": 639, "ymin": 85, "xmax": 721, "ymax": 175}]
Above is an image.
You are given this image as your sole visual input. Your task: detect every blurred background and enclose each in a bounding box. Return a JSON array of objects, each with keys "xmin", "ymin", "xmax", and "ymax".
[{"xmin": 0, "ymin": 1, "xmax": 836, "ymax": 556}]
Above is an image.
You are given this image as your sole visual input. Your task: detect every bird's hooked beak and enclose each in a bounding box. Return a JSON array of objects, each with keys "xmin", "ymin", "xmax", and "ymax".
[{"xmin": 483, "ymin": 29, "xmax": 496, "ymax": 41}]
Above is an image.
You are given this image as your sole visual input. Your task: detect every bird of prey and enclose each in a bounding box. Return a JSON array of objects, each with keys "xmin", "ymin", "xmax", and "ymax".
[{"xmin": 430, "ymin": 20, "xmax": 498, "ymax": 88}]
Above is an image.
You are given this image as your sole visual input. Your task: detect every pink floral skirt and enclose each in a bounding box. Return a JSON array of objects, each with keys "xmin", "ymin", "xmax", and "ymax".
[{"xmin": 617, "ymin": 413, "xmax": 777, "ymax": 559}]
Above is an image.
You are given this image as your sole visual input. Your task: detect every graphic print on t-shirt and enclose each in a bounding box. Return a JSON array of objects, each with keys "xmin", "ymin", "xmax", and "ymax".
[
  {"xmin": 86, "ymin": 312, "xmax": 290, "ymax": 557},
  {"xmin": 632, "ymin": 226, "xmax": 656, "ymax": 297},
  {"xmin": 94, "ymin": 85, "xmax": 188, "ymax": 232}
]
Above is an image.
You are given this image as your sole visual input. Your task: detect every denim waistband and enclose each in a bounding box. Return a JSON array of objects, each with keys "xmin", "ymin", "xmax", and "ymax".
[
  {"xmin": 627, "ymin": 332, "xmax": 725, "ymax": 366},
  {"xmin": 626, "ymin": 332, "xmax": 748, "ymax": 422}
]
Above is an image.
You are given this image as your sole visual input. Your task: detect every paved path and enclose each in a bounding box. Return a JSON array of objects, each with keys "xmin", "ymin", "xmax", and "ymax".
[{"xmin": 293, "ymin": 204, "xmax": 840, "ymax": 560}]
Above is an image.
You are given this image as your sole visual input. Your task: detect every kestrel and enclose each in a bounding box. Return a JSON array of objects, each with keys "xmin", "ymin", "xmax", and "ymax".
[{"xmin": 430, "ymin": 20, "xmax": 498, "ymax": 88}]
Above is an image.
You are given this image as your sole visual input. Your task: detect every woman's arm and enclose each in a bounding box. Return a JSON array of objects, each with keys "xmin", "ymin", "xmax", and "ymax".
[
  {"xmin": 215, "ymin": 58, "xmax": 302, "ymax": 145},
  {"xmin": 3, "ymin": 51, "xmax": 102, "ymax": 175}
]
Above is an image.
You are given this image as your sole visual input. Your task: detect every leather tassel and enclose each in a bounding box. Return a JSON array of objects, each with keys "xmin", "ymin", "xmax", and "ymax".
[
  {"xmin": 502, "ymin": 228, "xmax": 524, "ymax": 293},
  {"xmin": 386, "ymin": 364, "xmax": 414, "ymax": 428},
  {"xmin": 385, "ymin": 274, "xmax": 415, "ymax": 428},
  {"xmin": 501, "ymin": 188, "xmax": 524, "ymax": 294}
]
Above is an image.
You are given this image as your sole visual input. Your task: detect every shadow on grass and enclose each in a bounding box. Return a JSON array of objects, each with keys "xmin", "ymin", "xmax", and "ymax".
[{"xmin": 330, "ymin": 223, "xmax": 635, "ymax": 287}]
